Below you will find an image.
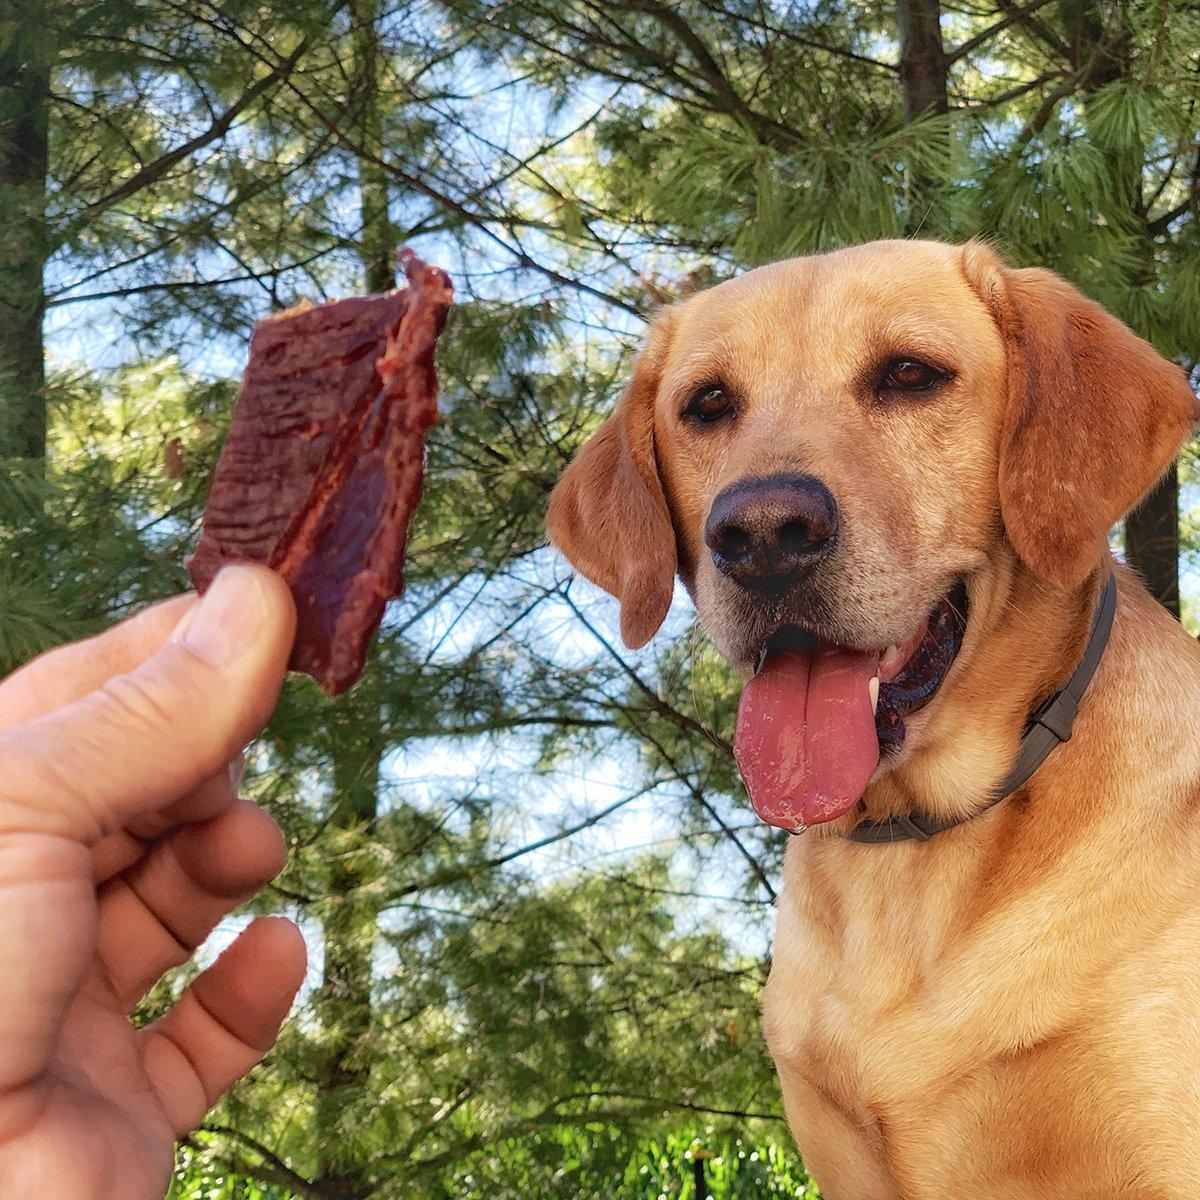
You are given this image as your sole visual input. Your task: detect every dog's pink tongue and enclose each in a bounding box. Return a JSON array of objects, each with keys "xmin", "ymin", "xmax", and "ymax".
[{"xmin": 734, "ymin": 645, "xmax": 880, "ymax": 829}]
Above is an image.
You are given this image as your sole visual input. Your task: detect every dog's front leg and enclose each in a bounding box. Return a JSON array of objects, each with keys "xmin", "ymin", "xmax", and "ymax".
[{"xmin": 775, "ymin": 1064, "xmax": 901, "ymax": 1200}]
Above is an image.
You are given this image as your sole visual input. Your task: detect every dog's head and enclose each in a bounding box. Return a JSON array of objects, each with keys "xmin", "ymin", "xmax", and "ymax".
[{"xmin": 548, "ymin": 240, "xmax": 1198, "ymax": 828}]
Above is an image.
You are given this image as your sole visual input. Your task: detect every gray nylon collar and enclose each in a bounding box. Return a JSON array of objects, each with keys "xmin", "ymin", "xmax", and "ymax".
[{"xmin": 842, "ymin": 570, "xmax": 1118, "ymax": 845}]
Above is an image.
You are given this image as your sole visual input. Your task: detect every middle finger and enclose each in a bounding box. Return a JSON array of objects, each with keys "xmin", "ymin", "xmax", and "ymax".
[{"xmin": 90, "ymin": 798, "xmax": 288, "ymax": 1013}]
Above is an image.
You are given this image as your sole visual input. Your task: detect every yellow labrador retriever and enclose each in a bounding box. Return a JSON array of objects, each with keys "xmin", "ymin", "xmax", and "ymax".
[{"xmin": 547, "ymin": 239, "xmax": 1200, "ymax": 1199}]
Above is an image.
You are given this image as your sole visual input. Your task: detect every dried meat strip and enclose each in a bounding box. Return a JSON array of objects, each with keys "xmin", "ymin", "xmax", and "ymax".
[{"xmin": 188, "ymin": 248, "xmax": 453, "ymax": 695}]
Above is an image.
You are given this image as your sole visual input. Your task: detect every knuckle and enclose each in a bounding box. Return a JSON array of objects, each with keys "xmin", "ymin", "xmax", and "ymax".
[
  {"xmin": 98, "ymin": 663, "xmax": 228, "ymax": 776},
  {"xmin": 98, "ymin": 669, "xmax": 187, "ymax": 738},
  {"xmin": 0, "ymin": 648, "xmax": 239, "ymax": 843}
]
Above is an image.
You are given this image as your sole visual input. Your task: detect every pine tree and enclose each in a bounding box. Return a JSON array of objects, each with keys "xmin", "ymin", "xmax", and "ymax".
[{"xmin": 0, "ymin": 0, "xmax": 51, "ymax": 459}]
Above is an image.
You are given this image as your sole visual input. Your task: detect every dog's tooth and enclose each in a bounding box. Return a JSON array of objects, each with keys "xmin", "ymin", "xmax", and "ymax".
[
  {"xmin": 869, "ymin": 676, "xmax": 880, "ymax": 712},
  {"xmin": 880, "ymin": 644, "xmax": 900, "ymax": 672}
]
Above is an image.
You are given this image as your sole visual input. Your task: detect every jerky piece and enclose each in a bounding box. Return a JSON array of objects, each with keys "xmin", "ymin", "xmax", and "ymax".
[{"xmin": 188, "ymin": 248, "xmax": 453, "ymax": 694}]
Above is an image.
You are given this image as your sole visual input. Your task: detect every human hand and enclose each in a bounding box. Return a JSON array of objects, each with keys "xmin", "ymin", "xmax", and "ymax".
[{"xmin": 0, "ymin": 565, "xmax": 306, "ymax": 1199}]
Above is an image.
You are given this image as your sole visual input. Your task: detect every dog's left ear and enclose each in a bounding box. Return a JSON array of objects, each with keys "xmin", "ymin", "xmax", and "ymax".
[
  {"xmin": 964, "ymin": 241, "xmax": 1199, "ymax": 587},
  {"xmin": 546, "ymin": 313, "xmax": 676, "ymax": 649}
]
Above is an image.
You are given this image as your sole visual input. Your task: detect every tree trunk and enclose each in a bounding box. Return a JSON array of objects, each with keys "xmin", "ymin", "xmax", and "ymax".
[
  {"xmin": 351, "ymin": 0, "xmax": 395, "ymax": 295},
  {"xmin": 894, "ymin": 0, "xmax": 946, "ymax": 232},
  {"xmin": 0, "ymin": 0, "xmax": 51, "ymax": 461},
  {"xmin": 314, "ymin": 724, "xmax": 385, "ymax": 1200},
  {"xmin": 313, "ymin": 3, "xmax": 393, "ymax": 1196},
  {"xmin": 1126, "ymin": 463, "xmax": 1180, "ymax": 619},
  {"xmin": 896, "ymin": 0, "xmax": 947, "ymax": 121}
]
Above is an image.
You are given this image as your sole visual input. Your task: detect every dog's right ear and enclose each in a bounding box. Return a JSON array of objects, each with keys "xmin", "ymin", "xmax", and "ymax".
[
  {"xmin": 546, "ymin": 315, "xmax": 676, "ymax": 649},
  {"xmin": 963, "ymin": 240, "xmax": 1199, "ymax": 587}
]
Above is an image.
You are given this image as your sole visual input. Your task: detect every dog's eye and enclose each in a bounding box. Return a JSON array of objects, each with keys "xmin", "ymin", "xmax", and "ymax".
[
  {"xmin": 683, "ymin": 385, "xmax": 733, "ymax": 425},
  {"xmin": 879, "ymin": 358, "xmax": 947, "ymax": 393}
]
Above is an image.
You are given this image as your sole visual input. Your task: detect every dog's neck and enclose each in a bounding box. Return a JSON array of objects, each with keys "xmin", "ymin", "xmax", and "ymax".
[
  {"xmin": 772, "ymin": 558, "xmax": 1200, "ymax": 1135},
  {"xmin": 855, "ymin": 553, "xmax": 1116, "ymax": 829},
  {"xmin": 778, "ymin": 554, "xmax": 1200, "ymax": 1012}
]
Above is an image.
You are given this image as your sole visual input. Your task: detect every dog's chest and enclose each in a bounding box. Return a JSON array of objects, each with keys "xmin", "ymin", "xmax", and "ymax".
[
  {"xmin": 763, "ymin": 860, "xmax": 953, "ymax": 1123},
  {"xmin": 763, "ymin": 890, "xmax": 1037, "ymax": 1198},
  {"xmin": 763, "ymin": 828, "xmax": 1200, "ymax": 1200}
]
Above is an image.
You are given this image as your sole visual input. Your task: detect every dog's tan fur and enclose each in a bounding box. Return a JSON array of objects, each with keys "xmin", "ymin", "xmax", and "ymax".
[{"xmin": 548, "ymin": 239, "xmax": 1200, "ymax": 1198}]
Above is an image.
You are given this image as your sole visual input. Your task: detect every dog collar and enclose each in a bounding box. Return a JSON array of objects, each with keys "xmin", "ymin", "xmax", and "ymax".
[{"xmin": 843, "ymin": 570, "xmax": 1118, "ymax": 845}]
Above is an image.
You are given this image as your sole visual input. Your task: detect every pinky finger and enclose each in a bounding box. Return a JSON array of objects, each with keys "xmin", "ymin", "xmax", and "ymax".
[{"xmin": 138, "ymin": 916, "xmax": 306, "ymax": 1136}]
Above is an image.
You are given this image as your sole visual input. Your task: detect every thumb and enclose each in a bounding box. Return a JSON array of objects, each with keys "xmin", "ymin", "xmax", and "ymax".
[{"xmin": 0, "ymin": 565, "xmax": 296, "ymax": 843}]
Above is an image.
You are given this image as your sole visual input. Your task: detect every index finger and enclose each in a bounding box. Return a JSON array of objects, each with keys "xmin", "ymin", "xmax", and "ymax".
[{"xmin": 0, "ymin": 595, "xmax": 196, "ymax": 731}]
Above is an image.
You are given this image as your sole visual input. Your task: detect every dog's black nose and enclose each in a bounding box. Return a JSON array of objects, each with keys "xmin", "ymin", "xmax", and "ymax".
[{"xmin": 705, "ymin": 473, "xmax": 838, "ymax": 589}]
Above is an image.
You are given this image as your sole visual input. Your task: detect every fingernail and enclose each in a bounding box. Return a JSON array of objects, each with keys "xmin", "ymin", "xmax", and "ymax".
[
  {"xmin": 228, "ymin": 751, "xmax": 246, "ymax": 791},
  {"xmin": 176, "ymin": 565, "xmax": 268, "ymax": 668}
]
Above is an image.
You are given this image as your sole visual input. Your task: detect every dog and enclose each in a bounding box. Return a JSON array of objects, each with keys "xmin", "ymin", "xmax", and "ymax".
[{"xmin": 546, "ymin": 239, "xmax": 1200, "ymax": 1199}]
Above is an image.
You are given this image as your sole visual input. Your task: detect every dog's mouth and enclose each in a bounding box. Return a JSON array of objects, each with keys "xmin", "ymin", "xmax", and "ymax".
[{"xmin": 734, "ymin": 581, "xmax": 968, "ymax": 830}]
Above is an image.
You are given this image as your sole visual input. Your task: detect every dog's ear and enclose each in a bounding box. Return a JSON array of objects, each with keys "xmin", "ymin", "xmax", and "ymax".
[
  {"xmin": 546, "ymin": 315, "xmax": 676, "ymax": 648},
  {"xmin": 964, "ymin": 242, "xmax": 1198, "ymax": 587}
]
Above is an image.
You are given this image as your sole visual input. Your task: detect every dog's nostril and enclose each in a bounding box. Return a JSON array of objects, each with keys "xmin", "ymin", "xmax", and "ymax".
[
  {"xmin": 721, "ymin": 527, "xmax": 753, "ymax": 559},
  {"xmin": 779, "ymin": 519, "xmax": 821, "ymax": 557}
]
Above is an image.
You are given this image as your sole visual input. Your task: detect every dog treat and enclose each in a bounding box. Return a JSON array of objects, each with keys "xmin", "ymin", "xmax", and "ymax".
[{"xmin": 187, "ymin": 249, "xmax": 453, "ymax": 695}]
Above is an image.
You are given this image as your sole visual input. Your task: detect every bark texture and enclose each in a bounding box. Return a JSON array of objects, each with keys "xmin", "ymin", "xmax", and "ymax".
[
  {"xmin": 897, "ymin": 0, "xmax": 947, "ymax": 120},
  {"xmin": 0, "ymin": 0, "xmax": 51, "ymax": 460},
  {"xmin": 312, "ymin": 2, "xmax": 393, "ymax": 1196}
]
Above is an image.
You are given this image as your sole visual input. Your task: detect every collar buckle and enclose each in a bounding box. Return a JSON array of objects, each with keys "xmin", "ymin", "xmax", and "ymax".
[
  {"xmin": 893, "ymin": 813, "xmax": 933, "ymax": 841},
  {"xmin": 1029, "ymin": 689, "xmax": 1078, "ymax": 743}
]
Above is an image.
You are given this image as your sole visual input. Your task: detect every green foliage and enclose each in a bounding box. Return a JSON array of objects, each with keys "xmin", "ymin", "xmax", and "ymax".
[
  {"xmin": 172, "ymin": 1126, "xmax": 817, "ymax": 1200},
  {"xmin": 171, "ymin": 1145, "xmax": 296, "ymax": 1200},
  {"xmin": 0, "ymin": 357, "xmax": 222, "ymax": 668}
]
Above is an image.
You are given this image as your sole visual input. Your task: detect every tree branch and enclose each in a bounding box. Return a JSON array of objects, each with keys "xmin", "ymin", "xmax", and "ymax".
[
  {"xmin": 993, "ymin": 0, "xmax": 1070, "ymax": 59},
  {"xmin": 690, "ymin": 0, "xmax": 898, "ymax": 72},
  {"xmin": 547, "ymin": 1088, "xmax": 785, "ymax": 1122},
  {"xmin": 190, "ymin": 1125, "xmax": 324, "ymax": 1200},
  {"xmin": 560, "ymin": 591, "xmax": 731, "ymax": 755},
  {"xmin": 615, "ymin": 700, "xmax": 778, "ymax": 902},
  {"xmin": 610, "ymin": 0, "xmax": 804, "ymax": 149},
  {"xmin": 387, "ymin": 777, "xmax": 670, "ymax": 901},
  {"xmin": 1146, "ymin": 148, "xmax": 1200, "ymax": 235},
  {"xmin": 946, "ymin": 0, "xmax": 1058, "ymax": 65},
  {"xmin": 281, "ymin": 76, "xmax": 647, "ymax": 318},
  {"xmin": 46, "ymin": 244, "xmax": 344, "ymax": 307},
  {"xmin": 57, "ymin": 39, "xmax": 308, "ymax": 240}
]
